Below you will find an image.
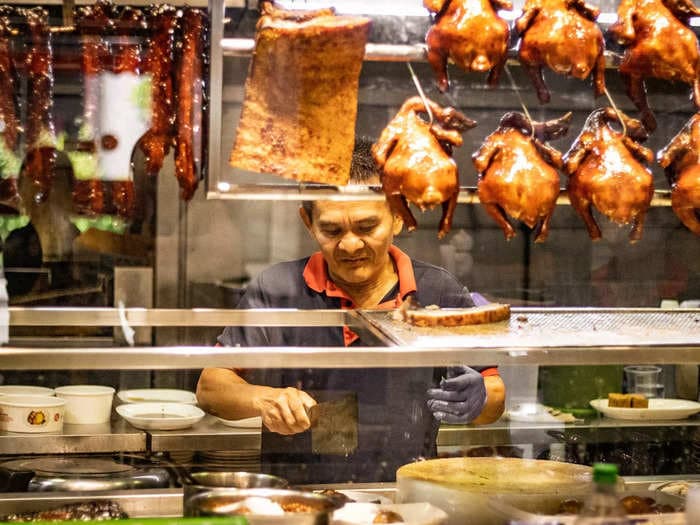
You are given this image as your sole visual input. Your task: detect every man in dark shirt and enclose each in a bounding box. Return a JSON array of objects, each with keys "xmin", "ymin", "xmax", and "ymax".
[{"xmin": 197, "ymin": 141, "xmax": 505, "ymax": 483}]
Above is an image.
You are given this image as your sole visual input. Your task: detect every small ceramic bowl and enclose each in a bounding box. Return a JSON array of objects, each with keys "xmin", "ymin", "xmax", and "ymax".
[
  {"xmin": 55, "ymin": 385, "xmax": 115, "ymax": 424},
  {"xmin": 0, "ymin": 395, "xmax": 65, "ymax": 433}
]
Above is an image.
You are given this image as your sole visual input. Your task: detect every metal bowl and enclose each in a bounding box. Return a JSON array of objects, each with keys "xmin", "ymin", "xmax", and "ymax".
[
  {"xmin": 183, "ymin": 471, "xmax": 288, "ymax": 504},
  {"xmin": 184, "ymin": 488, "xmax": 341, "ymax": 525}
]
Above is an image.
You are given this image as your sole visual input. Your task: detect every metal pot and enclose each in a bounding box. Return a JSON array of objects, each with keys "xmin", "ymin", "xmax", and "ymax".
[
  {"xmin": 0, "ymin": 456, "xmax": 172, "ymax": 492},
  {"xmin": 184, "ymin": 488, "xmax": 341, "ymax": 525},
  {"xmin": 183, "ymin": 471, "xmax": 288, "ymax": 504},
  {"xmin": 396, "ymin": 457, "xmax": 592, "ymax": 525}
]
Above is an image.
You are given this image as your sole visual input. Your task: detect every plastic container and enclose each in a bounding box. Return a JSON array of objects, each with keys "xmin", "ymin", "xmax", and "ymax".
[
  {"xmin": 55, "ymin": 385, "xmax": 115, "ymax": 424},
  {"xmin": 0, "ymin": 385, "xmax": 55, "ymax": 397},
  {"xmin": 573, "ymin": 464, "xmax": 631, "ymax": 524},
  {"xmin": 0, "ymin": 395, "xmax": 65, "ymax": 433}
]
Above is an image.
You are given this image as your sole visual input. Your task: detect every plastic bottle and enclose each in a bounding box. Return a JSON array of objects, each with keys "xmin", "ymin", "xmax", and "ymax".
[{"xmin": 573, "ymin": 463, "xmax": 631, "ymax": 524}]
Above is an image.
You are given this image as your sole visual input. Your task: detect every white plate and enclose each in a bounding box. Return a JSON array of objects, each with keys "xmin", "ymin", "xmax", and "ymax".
[
  {"xmin": 116, "ymin": 402, "xmax": 205, "ymax": 430},
  {"xmin": 333, "ymin": 503, "xmax": 447, "ymax": 525},
  {"xmin": 117, "ymin": 389, "xmax": 197, "ymax": 405},
  {"xmin": 215, "ymin": 416, "xmax": 263, "ymax": 428},
  {"xmin": 590, "ymin": 398, "xmax": 700, "ymax": 420}
]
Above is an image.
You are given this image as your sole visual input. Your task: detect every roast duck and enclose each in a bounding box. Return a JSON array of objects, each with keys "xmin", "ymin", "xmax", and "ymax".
[
  {"xmin": 611, "ymin": 0, "xmax": 700, "ymax": 131},
  {"xmin": 657, "ymin": 112, "xmax": 700, "ymax": 235},
  {"xmin": 425, "ymin": 0, "xmax": 512, "ymax": 91},
  {"xmin": 230, "ymin": 2, "xmax": 370, "ymax": 185},
  {"xmin": 564, "ymin": 107, "xmax": 654, "ymax": 242},
  {"xmin": 515, "ymin": 0, "xmax": 605, "ymax": 103},
  {"xmin": 371, "ymin": 96, "xmax": 476, "ymax": 238},
  {"xmin": 472, "ymin": 112, "xmax": 571, "ymax": 242}
]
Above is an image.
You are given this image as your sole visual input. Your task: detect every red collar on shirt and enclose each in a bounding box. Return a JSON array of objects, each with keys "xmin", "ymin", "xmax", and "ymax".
[{"xmin": 303, "ymin": 245, "xmax": 417, "ymax": 345}]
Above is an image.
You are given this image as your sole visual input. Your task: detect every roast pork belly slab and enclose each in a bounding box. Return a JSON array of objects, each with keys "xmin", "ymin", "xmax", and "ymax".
[{"xmin": 229, "ymin": 5, "xmax": 370, "ymax": 185}]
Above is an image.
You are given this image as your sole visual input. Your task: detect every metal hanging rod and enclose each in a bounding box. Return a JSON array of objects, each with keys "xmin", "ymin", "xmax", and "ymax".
[
  {"xmin": 220, "ymin": 38, "xmax": 624, "ymax": 66},
  {"xmin": 208, "ymin": 184, "xmax": 673, "ymax": 207}
]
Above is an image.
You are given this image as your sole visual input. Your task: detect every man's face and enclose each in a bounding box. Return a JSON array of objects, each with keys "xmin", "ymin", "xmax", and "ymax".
[{"xmin": 301, "ymin": 199, "xmax": 403, "ymax": 287}]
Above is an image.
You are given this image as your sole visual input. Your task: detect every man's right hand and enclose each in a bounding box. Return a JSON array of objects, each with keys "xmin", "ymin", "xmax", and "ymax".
[{"xmin": 254, "ymin": 387, "xmax": 317, "ymax": 435}]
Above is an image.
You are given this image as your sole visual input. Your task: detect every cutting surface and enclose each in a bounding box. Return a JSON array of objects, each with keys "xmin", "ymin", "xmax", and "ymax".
[{"xmin": 359, "ymin": 308, "xmax": 700, "ymax": 348}]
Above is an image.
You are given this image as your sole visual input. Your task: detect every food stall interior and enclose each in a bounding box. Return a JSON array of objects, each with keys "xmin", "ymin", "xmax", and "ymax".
[{"xmin": 0, "ymin": 0, "xmax": 698, "ymax": 522}]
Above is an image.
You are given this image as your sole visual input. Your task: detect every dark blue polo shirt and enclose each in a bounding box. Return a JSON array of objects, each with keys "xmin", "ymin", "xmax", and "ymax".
[{"xmin": 217, "ymin": 246, "xmax": 494, "ymax": 484}]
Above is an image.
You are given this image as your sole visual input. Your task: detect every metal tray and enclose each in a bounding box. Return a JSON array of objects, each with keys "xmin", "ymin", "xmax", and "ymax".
[{"xmin": 358, "ymin": 308, "xmax": 700, "ymax": 348}]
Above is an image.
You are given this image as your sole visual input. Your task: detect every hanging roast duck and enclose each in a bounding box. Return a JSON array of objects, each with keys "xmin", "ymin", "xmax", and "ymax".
[
  {"xmin": 610, "ymin": 0, "xmax": 700, "ymax": 131},
  {"xmin": 564, "ymin": 107, "xmax": 654, "ymax": 242},
  {"xmin": 424, "ymin": 0, "xmax": 512, "ymax": 91},
  {"xmin": 371, "ymin": 96, "xmax": 476, "ymax": 238},
  {"xmin": 472, "ymin": 111, "xmax": 571, "ymax": 242},
  {"xmin": 515, "ymin": 0, "xmax": 605, "ymax": 103},
  {"xmin": 658, "ymin": 112, "xmax": 700, "ymax": 236}
]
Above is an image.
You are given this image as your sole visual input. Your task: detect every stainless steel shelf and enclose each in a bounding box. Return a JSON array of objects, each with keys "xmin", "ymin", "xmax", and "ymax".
[
  {"xmin": 220, "ymin": 38, "xmax": 625, "ymax": 68},
  {"xmin": 8, "ymin": 307, "xmax": 350, "ymax": 327},
  {"xmin": 0, "ymin": 419, "xmax": 146, "ymax": 455},
  {"xmin": 148, "ymin": 415, "xmax": 261, "ymax": 452},
  {"xmin": 437, "ymin": 417, "xmax": 700, "ymax": 447}
]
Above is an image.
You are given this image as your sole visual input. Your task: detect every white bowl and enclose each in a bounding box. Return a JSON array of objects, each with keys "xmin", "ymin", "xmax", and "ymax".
[
  {"xmin": 0, "ymin": 385, "xmax": 55, "ymax": 397},
  {"xmin": 117, "ymin": 389, "xmax": 197, "ymax": 405},
  {"xmin": 55, "ymin": 385, "xmax": 115, "ymax": 424},
  {"xmin": 0, "ymin": 395, "xmax": 65, "ymax": 433},
  {"xmin": 116, "ymin": 402, "xmax": 205, "ymax": 430}
]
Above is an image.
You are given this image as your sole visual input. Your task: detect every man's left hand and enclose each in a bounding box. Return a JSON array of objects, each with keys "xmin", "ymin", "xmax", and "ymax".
[{"xmin": 426, "ymin": 365, "xmax": 487, "ymax": 424}]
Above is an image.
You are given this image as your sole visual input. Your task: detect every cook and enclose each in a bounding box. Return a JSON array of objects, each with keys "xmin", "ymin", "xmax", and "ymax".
[{"xmin": 197, "ymin": 139, "xmax": 506, "ymax": 484}]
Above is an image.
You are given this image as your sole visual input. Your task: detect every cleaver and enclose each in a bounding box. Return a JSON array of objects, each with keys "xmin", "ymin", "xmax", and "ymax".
[{"xmin": 307, "ymin": 393, "xmax": 358, "ymax": 456}]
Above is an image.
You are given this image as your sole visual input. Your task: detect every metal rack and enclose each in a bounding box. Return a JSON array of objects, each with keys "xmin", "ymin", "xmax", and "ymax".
[{"xmin": 206, "ymin": 0, "xmax": 683, "ymax": 204}]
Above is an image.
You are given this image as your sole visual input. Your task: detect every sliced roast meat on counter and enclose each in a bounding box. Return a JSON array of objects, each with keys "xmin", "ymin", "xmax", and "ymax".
[{"xmin": 229, "ymin": 2, "xmax": 370, "ymax": 186}]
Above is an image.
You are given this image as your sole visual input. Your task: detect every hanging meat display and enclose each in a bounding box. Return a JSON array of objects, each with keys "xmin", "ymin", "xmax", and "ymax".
[
  {"xmin": 99, "ymin": 6, "xmax": 148, "ymax": 219},
  {"xmin": 515, "ymin": 0, "xmax": 605, "ymax": 104},
  {"xmin": 564, "ymin": 107, "xmax": 654, "ymax": 242},
  {"xmin": 610, "ymin": 0, "xmax": 700, "ymax": 131},
  {"xmin": 424, "ymin": 0, "xmax": 512, "ymax": 91},
  {"xmin": 371, "ymin": 96, "xmax": 477, "ymax": 239},
  {"xmin": 72, "ymin": 1, "xmax": 113, "ymax": 216},
  {"xmin": 173, "ymin": 6, "xmax": 208, "ymax": 200},
  {"xmin": 657, "ymin": 113, "xmax": 700, "ymax": 235},
  {"xmin": 473, "ymin": 112, "xmax": 571, "ymax": 242},
  {"xmin": 0, "ymin": 6, "xmax": 20, "ymax": 205},
  {"xmin": 229, "ymin": 2, "xmax": 371, "ymax": 185},
  {"xmin": 21, "ymin": 7, "xmax": 57, "ymax": 205},
  {"xmin": 140, "ymin": 5, "xmax": 178, "ymax": 178}
]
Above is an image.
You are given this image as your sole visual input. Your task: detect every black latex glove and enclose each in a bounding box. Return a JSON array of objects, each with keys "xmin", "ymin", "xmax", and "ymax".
[{"xmin": 426, "ymin": 365, "xmax": 487, "ymax": 424}]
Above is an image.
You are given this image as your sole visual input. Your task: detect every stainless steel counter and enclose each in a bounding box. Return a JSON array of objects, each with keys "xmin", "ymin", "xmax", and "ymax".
[
  {"xmin": 148, "ymin": 415, "xmax": 260, "ymax": 452},
  {"xmin": 0, "ymin": 419, "xmax": 146, "ymax": 455},
  {"xmin": 4, "ymin": 307, "xmax": 700, "ymax": 369}
]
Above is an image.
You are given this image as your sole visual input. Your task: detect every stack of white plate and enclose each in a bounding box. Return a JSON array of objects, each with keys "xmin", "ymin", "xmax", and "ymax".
[{"xmin": 197, "ymin": 449, "xmax": 261, "ymax": 472}]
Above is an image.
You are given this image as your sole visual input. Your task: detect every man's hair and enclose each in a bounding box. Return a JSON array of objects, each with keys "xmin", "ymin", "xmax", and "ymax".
[{"xmin": 301, "ymin": 137, "xmax": 379, "ymax": 220}]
